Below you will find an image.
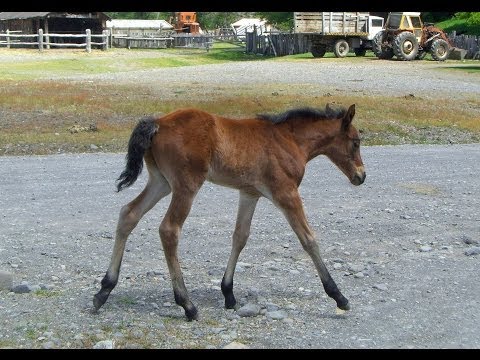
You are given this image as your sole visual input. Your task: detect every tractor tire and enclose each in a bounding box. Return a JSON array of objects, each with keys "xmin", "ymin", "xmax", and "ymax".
[
  {"xmin": 393, "ymin": 32, "xmax": 418, "ymax": 61},
  {"xmin": 333, "ymin": 39, "xmax": 349, "ymax": 58},
  {"xmin": 430, "ymin": 39, "xmax": 450, "ymax": 61},
  {"xmin": 311, "ymin": 44, "xmax": 326, "ymax": 58},
  {"xmin": 354, "ymin": 47, "xmax": 367, "ymax": 57},
  {"xmin": 372, "ymin": 31, "xmax": 394, "ymax": 60}
]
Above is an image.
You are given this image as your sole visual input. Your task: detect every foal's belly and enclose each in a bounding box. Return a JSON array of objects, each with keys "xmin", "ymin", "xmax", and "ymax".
[{"xmin": 206, "ymin": 167, "xmax": 262, "ymax": 195}]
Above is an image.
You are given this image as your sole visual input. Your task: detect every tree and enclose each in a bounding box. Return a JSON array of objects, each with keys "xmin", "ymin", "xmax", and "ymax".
[{"xmin": 255, "ymin": 12, "xmax": 294, "ymax": 31}]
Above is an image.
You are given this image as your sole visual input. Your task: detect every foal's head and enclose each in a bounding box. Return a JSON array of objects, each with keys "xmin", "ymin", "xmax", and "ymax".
[{"xmin": 325, "ymin": 104, "xmax": 366, "ymax": 186}]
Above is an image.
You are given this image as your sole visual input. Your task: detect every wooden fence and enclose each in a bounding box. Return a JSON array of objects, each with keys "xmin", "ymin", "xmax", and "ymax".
[
  {"xmin": 0, "ymin": 29, "xmax": 108, "ymax": 52},
  {"xmin": 246, "ymin": 32, "xmax": 310, "ymax": 56},
  {"xmin": 246, "ymin": 31, "xmax": 480, "ymax": 59},
  {"xmin": 0, "ymin": 29, "xmax": 214, "ymax": 51},
  {"xmin": 448, "ymin": 32, "xmax": 480, "ymax": 59}
]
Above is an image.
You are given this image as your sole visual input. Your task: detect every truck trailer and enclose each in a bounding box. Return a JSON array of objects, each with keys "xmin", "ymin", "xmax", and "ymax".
[{"xmin": 294, "ymin": 12, "xmax": 385, "ymax": 57}]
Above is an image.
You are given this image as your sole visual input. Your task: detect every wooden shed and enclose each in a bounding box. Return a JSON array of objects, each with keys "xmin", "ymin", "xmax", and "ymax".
[{"xmin": 0, "ymin": 12, "xmax": 110, "ymax": 42}]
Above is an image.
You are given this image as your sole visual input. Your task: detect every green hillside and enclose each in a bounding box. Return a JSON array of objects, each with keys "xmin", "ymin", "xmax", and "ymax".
[{"xmin": 436, "ymin": 13, "xmax": 480, "ymax": 35}]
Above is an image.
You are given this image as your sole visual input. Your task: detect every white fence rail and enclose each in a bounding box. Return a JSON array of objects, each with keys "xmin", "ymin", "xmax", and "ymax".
[{"xmin": 0, "ymin": 29, "xmax": 109, "ymax": 52}]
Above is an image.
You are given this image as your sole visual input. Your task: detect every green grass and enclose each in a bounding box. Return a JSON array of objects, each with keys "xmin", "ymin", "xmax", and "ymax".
[
  {"xmin": 0, "ymin": 42, "xmax": 267, "ymax": 81},
  {"xmin": 33, "ymin": 289, "xmax": 62, "ymax": 297},
  {"xmin": 441, "ymin": 65, "xmax": 480, "ymax": 74}
]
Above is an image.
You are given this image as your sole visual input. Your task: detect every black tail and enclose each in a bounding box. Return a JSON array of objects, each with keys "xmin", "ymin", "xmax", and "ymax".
[{"xmin": 116, "ymin": 117, "xmax": 158, "ymax": 192}]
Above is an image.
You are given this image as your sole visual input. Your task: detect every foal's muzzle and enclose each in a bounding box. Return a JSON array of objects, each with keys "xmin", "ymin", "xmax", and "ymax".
[{"xmin": 351, "ymin": 168, "xmax": 366, "ymax": 186}]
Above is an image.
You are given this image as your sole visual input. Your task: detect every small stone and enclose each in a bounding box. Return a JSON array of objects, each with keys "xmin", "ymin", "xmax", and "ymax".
[
  {"xmin": 236, "ymin": 303, "xmax": 261, "ymax": 317},
  {"xmin": 30, "ymin": 285, "xmax": 41, "ymax": 292},
  {"xmin": 464, "ymin": 247, "xmax": 480, "ymax": 256},
  {"xmin": 210, "ymin": 327, "xmax": 226, "ymax": 334},
  {"xmin": 12, "ymin": 283, "xmax": 32, "ymax": 294},
  {"xmin": 462, "ymin": 235, "xmax": 479, "ymax": 245},
  {"xmin": 42, "ymin": 341, "xmax": 55, "ymax": 349},
  {"xmin": 373, "ymin": 283, "xmax": 388, "ymax": 291},
  {"xmin": 267, "ymin": 310, "xmax": 287, "ymax": 320},
  {"xmin": 93, "ymin": 340, "xmax": 114, "ymax": 349},
  {"xmin": 265, "ymin": 303, "xmax": 279, "ymax": 312},
  {"xmin": 223, "ymin": 341, "xmax": 249, "ymax": 349},
  {"xmin": 348, "ymin": 264, "xmax": 364, "ymax": 273},
  {"xmin": 237, "ymin": 262, "xmax": 253, "ymax": 268},
  {"xmin": 419, "ymin": 246, "xmax": 433, "ymax": 252},
  {"xmin": 90, "ymin": 144, "xmax": 99, "ymax": 150},
  {"xmin": 0, "ymin": 270, "xmax": 13, "ymax": 290},
  {"xmin": 163, "ymin": 302, "xmax": 172, "ymax": 307},
  {"xmin": 354, "ymin": 272, "xmax": 364, "ymax": 278},
  {"xmin": 333, "ymin": 263, "xmax": 342, "ymax": 270},
  {"xmin": 400, "ymin": 215, "xmax": 411, "ymax": 220}
]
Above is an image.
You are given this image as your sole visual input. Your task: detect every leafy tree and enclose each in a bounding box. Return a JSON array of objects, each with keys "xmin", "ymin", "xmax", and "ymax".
[
  {"xmin": 197, "ymin": 12, "xmax": 254, "ymax": 30},
  {"xmin": 455, "ymin": 12, "xmax": 480, "ymax": 26},
  {"xmin": 421, "ymin": 12, "xmax": 455, "ymax": 23},
  {"xmin": 256, "ymin": 12, "xmax": 294, "ymax": 31}
]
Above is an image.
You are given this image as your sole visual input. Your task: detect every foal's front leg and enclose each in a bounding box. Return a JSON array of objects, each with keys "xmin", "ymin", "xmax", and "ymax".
[
  {"xmin": 274, "ymin": 188, "xmax": 350, "ymax": 311},
  {"xmin": 221, "ymin": 191, "xmax": 259, "ymax": 309}
]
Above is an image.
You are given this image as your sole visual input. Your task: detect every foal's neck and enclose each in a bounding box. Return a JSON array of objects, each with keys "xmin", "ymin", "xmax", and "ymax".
[{"xmin": 284, "ymin": 118, "xmax": 340, "ymax": 161}]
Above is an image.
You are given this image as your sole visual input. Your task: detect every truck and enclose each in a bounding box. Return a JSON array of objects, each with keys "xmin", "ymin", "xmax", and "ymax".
[{"xmin": 294, "ymin": 12, "xmax": 385, "ymax": 58}]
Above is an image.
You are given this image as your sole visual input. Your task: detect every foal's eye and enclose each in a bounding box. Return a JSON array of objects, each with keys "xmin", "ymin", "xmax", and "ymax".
[{"xmin": 353, "ymin": 140, "xmax": 360, "ymax": 149}]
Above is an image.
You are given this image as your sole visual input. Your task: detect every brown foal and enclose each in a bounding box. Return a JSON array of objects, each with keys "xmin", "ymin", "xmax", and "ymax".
[{"xmin": 93, "ymin": 103, "xmax": 366, "ymax": 321}]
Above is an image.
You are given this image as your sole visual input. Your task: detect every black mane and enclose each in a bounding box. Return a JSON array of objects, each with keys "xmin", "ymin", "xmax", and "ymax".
[{"xmin": 257, "ymin": 106, "xmax": 346, "ymax": 124}]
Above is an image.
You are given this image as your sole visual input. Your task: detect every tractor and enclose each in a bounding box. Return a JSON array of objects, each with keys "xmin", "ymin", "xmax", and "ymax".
[{"xmin": 372, "ymin": 12, "xmax": 453, "ymax": 61}]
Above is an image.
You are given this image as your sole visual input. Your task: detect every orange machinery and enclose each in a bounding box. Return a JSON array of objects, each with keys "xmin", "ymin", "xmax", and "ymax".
[{"xmin": 172, "ymin": 12, "xmax": 200, "ymax": 34}]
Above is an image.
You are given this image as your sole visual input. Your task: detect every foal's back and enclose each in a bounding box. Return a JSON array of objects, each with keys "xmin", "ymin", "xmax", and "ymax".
[{"xmin": 150, "ymin": 108, "xmax": 296, "ymax": 191}]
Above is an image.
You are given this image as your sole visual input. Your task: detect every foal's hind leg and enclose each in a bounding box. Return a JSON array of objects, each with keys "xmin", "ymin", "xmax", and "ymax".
[
  {"xmin": 93, "ymin": 171, "xmax": 171, "ymax": 312},
  {"xmin": 274, "ymin": 188, "xmax": 350, "ymax": 311},
  {"xmin": 160, "ymin": 185, "xmax": 203, "ymax": 321},
  {"xmin": 221, "ymin": 191, "xmax": 259, "ymax": 309}
]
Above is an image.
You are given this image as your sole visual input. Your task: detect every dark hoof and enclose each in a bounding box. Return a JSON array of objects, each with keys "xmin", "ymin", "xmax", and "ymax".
[
  {"xmin": 185, "ymin": 307, "xmax": 199, "ymax": 321},
  {"xmin": 224, "ymin": 297, "xmax": 237, "ymax": 310},
  {"xmin": 338, "ymin": 301, "xmax": 351, "ymax": 311},
  {"xmin": 93, "ymin": 293, "xmax": 107, "ymax": 311}
]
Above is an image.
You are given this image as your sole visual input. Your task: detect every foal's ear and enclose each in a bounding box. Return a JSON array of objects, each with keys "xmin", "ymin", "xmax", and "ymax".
[{"xmin": 341, "ymin": 104, "xmax": 356, "ymax": 132}]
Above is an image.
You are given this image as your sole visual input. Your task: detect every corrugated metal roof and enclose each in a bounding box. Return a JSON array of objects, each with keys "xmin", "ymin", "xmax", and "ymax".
[
  {"xmin": 106, "ymin": 19, "xmax": 173, "ymax": 30},
  {"xmin": 0, "ymin": 12, "xmax": 111, "ymax": 21},
  {"xmin": 0, "ymin": 12, "xmax": 51, "ymax": 20}
]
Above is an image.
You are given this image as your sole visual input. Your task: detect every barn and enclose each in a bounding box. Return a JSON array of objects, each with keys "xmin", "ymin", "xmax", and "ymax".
[{"xmin": 0, "ymin": 12, "xmax": 110, "ymax": 44}]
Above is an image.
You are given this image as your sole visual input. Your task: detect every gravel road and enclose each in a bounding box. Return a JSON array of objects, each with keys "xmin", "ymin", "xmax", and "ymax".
[
  {"xmin": 1, "ymin": 144, "xmax": 479, "ymax": 349},
  {"xmin": 67, "ymin": 57, "xmax": 480, "ymax": 101}
]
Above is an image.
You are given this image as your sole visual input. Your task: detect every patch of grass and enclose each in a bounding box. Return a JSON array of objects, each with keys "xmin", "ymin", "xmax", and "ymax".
[
  {"xmin": 440, "ymin": 65, "xmax": 480, "ymax": 74},
  {"xmin": 400, "ymin": 183, "xmax": 442, "ymax": 196},
  {"xmin": 0, "ymin": 43, "xmax": 264, "ymax": 81},
  {"xmin": 118, "ymin": 296, "xmax": 137, "ymax": 306},
  {"xmin": 33, "ymin": 289, "xmax": 61, "ymax": 297},
  {"xmin": 0, "ymin": 339, "xmax": 15, "ymax": 348},
  {"xmin": 25, "ymin": 328, "xmax": 37, "ymax": 340},
  {"xmin": 0, "ymin": 79, "xmax": 479, "ymax": 155}
]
